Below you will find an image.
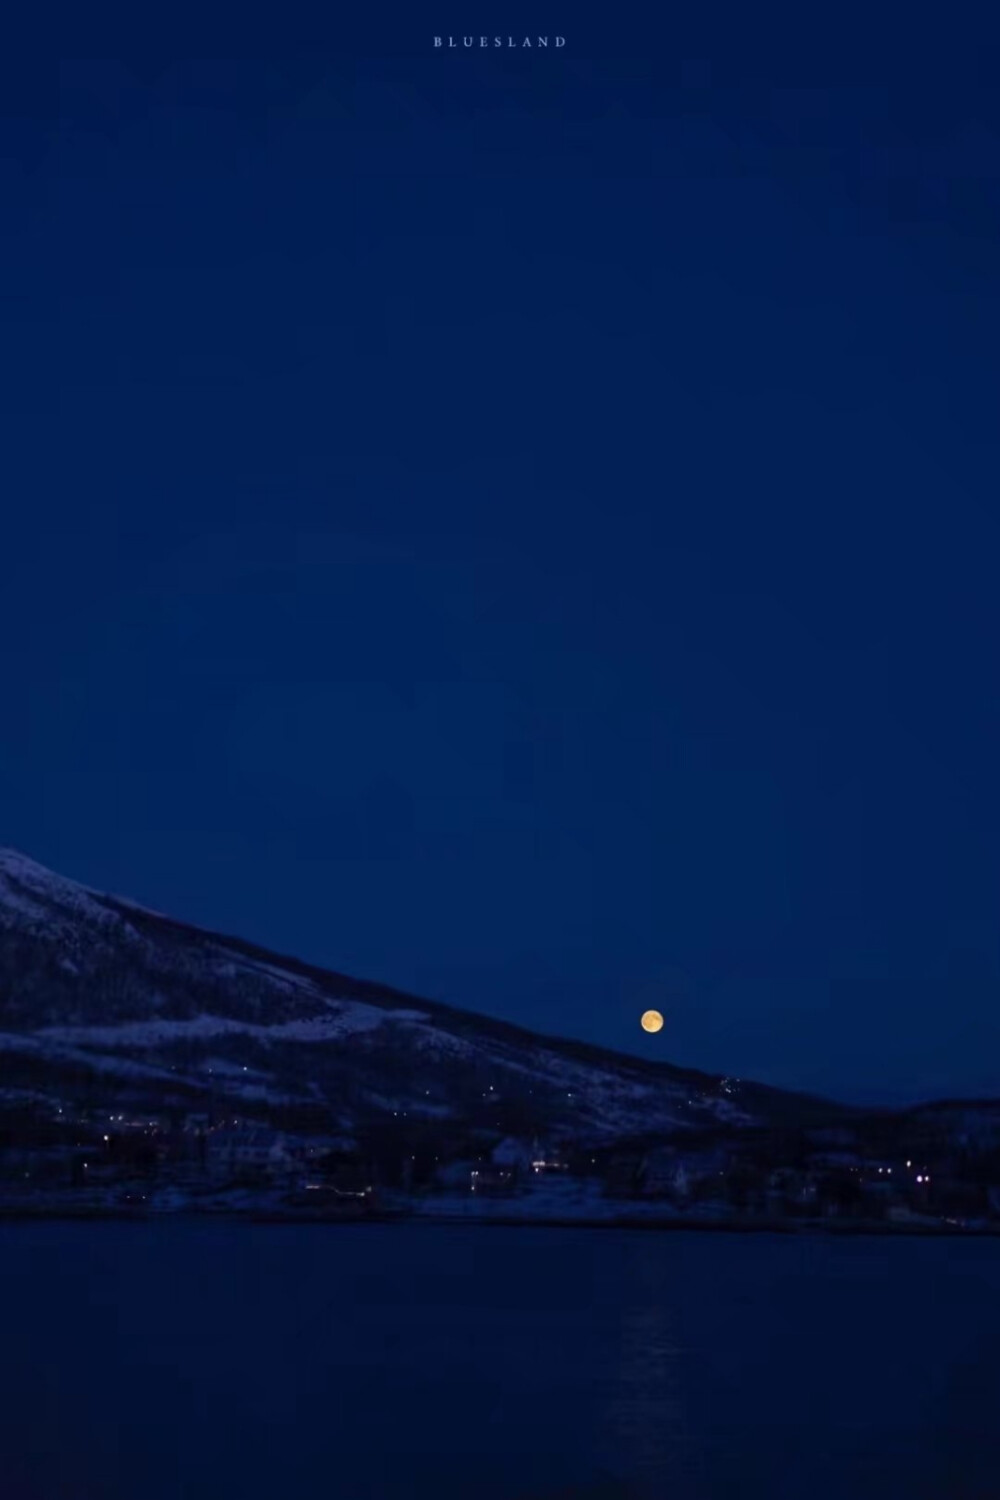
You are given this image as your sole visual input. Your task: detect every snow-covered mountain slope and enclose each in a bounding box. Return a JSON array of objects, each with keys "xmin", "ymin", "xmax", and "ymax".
[{"xmin": 0, "ymin": 848, "xmax": 837, "ymax": 1144}]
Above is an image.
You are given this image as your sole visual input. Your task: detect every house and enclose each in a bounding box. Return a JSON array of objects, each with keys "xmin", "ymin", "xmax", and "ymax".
[
  {"xmin": 470, "ymin": 1164, "xmax": 517, "ymax": 1196},
  {"xmin": 643, "ymin": 1145, "xmax": 730, "ymax": 1202},
  {"xmin": 766, "ymin": 1167, "xmax": 821, "ymax": 1215},
  {"xmin": 293, "ymin": 1139, "xmax": 373, "ymax": 1197},
  {"xmin": 643, "ymin": 1150, "xmax": 691, "ymax": 1200},
  {"xmin": 491, "ymin": 1137, "xmax": 533, "ymax": 1171},
  {"xmin": 433, "ymin": 1159, "xmax": 475, "ymax": 1192},
  {"xmin": 285, "ymin": 1135, "xmax": 357, "ymax": 1166},
  {"xmin": 207, "ymin": 1127, "xmax": 292, "ymax": 1180},
  {"xmin": 528, "ymin": 1139, "xmax": 569, "ymax": 1176}
]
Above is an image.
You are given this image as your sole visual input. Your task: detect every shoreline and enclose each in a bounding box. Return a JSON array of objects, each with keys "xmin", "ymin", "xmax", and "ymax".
[{"xmin": 1, "ymin": 1203, "xmax": 997, "ymax": 1237}]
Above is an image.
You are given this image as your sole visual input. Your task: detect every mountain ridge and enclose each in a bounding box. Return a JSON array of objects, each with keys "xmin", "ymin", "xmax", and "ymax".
[
  {"xmin": 10, "ymin": 846, "xmax": 997, "ymax": 1160},
  {"xmin": 3, "ymin": 847, "xmax": 999, "ymax": 1185},
  {"xmin": 0, "ymin": 845, "xmax": 861, "ymax": 1145}
]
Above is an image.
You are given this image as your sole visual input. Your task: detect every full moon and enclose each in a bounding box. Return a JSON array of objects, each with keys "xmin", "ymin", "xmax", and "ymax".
[{"xmin": 640, "ymin": 1009, "xmax": 664, "ymax": 1034}]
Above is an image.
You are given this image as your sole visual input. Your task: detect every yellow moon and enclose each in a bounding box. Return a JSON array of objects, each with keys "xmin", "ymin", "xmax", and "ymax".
[{"xmin": 640, "ymin": 1009, "xmax": 664, "ymax": 1033}]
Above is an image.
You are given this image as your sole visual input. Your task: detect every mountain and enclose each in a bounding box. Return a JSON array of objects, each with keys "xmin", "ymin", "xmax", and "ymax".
[{"xmin": 0, "ymin": 847, "xmax": 844, "ymax": 1147}]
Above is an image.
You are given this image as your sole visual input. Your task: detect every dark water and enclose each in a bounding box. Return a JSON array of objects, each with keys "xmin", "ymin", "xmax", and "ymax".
[{"xmin": 1, "ymin": 1222, "xmax": 998, "ymax": 1500}]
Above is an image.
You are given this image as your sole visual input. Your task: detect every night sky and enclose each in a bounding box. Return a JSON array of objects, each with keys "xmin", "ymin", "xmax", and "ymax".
[{"xmin": 4, "ymin": 16, "xmax": 999, "ymax": 1103}]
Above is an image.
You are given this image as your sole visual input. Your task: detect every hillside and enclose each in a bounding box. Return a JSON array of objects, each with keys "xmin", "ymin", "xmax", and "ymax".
[{"xmin": 0, "ymin": 848, "xmax": 837, "ymax": 1146}]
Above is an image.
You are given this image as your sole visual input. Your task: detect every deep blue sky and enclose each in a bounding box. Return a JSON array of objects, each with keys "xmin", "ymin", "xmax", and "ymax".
[{"xmin": 4, "ymin": 17, "xmax": 999, "ymax": 1102}]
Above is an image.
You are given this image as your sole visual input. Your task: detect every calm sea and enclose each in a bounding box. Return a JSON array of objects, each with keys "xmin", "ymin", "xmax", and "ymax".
[{"xmin": 1, "ymin": 1221, "xmax": 998, "ymax": 1499}]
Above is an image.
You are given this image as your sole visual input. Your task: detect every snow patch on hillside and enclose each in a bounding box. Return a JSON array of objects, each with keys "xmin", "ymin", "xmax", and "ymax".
[{"xmin": 34, "ymin": 1002, "xmax": 430, "ymax": 1049}]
